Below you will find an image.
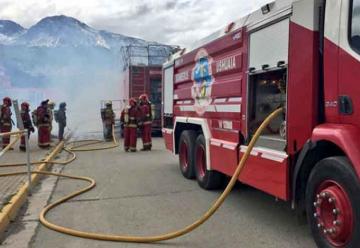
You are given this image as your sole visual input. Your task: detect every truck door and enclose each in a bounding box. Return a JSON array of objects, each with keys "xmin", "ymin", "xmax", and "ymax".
[
  {"xmin": 338, "ymin": 0, "xmax": 360, "ymax": 125},
  {"xmin": 323, "ymin": 0, "xmax": 341, "ymax": 123}
]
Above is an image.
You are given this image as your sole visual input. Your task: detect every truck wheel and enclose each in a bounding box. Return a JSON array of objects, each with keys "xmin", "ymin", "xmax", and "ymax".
[
  {"xmin": 178, "ymin": 130, "xmax": 196, "ymax": 179},
  {"xmin": 194, "ymin": 134, "xmax": 223, "ymax": 190},
  {"xmin": 306, "ymin": 157, "xmax": 360, "ymax": 248}
]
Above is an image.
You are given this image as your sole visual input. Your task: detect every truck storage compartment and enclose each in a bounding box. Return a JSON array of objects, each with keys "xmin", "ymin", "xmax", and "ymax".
[
  {"xmin": 249, "ymin": 18, "xmax": 289, "ymax": 71},
  {"xmin": 162, "ymin": 65, "xmax": 174, "ymax": 129},
  {"xmin": 247, "ymin": 68, "xmax": 287, "ymax": 151}
]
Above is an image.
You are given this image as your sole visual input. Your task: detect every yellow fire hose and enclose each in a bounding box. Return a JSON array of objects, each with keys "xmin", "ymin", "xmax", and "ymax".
[
  {"xmin": 0, "ymin": 126, "xmax": 119, "ymax": 168},
  {"xmin": 0, "ymin": 108, "xmax": 282, "ymax": 243},
  {"xmin": 64, "ymin": 125, "xmax": 119, "ymax": 152},
  {"xmin": 0, "ymin": 148, "xmax": 76, "ymax": 167}
]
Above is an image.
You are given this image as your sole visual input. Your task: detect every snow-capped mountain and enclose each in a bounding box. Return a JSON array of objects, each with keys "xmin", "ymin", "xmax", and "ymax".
[
  {"xmin": 0, "ymin": 15, "xmax": 158, "ymax": 49},
  {"xmin": 0, "ymin": 20, "xmax": 26, "ymax": 44},
  {"xmin": 0, "ymin": 15, "xmax": 176, "ymax": 131},
  {"xmin": 0, "ymin": 20, "xmax": 25, "ymax": 36},
  {"xmin": 0, "ymin": 15, "xmax": 175, "ymax": 83}
]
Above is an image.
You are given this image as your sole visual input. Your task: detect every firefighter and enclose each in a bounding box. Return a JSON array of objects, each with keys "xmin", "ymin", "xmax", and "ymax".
[
  {"xmin": 19, "ymin": 102, "xmax": 35, "ymax": 151},
  {"xmin": 139, "ymin": 94, "xmax": 153, "ymax": 151},
  {"xmin": 101, "ymin": 101, "xmax": 115, "ymax": 141},
  {"xmin": 55, "ymin": 102, "xmax": 67, "ymax": 141},
  {"xmin": 36, "ymin": 100, "xmax": 51, "ymax": 148},
  {"xmin": 0, "ymin": 97, "xmax": 13, "ymax": 149},
  {"xmin": 47, "ymin": 101, "xmax": 55, "ymax": 137},
  {"xmin": 120, "ymin": 98, "xmax": 139, "ymax": 152}
]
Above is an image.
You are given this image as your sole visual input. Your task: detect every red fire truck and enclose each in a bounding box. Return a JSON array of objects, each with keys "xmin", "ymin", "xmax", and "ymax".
[
  {"xmin": 162, "ymin": 0, "xmax": 360, "ymax": 247},
  {"xmin": 121, "ymin": 65, "xmax": 163, "ymax": 132}
]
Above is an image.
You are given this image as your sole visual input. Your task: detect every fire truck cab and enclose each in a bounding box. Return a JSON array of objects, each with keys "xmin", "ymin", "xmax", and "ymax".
[{"xmin": 162, "ymin": 0, "xmax": 360, "ymax": 247}]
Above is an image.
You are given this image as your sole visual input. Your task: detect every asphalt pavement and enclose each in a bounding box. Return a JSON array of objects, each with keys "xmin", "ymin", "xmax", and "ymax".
[{"xmin": 3, "ymin": 137, "xmax": 316, "ymax": 248}]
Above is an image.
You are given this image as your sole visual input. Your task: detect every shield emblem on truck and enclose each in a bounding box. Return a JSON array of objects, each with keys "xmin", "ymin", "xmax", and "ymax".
[{"xmin": 191, "ymin": 48, "xmax": 214, "ymax": 115}]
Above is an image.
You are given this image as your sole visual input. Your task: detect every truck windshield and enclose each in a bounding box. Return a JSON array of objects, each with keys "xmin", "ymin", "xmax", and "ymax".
[{"xmin": 350, "ymin": 0, "xmax": 360, "ymax": 52}]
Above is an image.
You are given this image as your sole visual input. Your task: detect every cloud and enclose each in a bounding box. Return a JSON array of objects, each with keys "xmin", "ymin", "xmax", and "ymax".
[
  {"xmin": 164, "ymin": 1, "xmax": 177, "ymax": 10},
  {"xmin": 134, "ymin": 3, "xmax": 152, "ymax": 16},
  {"xmin": 0, "ymin": 0, "xmax": 270, "ymax": 47}
]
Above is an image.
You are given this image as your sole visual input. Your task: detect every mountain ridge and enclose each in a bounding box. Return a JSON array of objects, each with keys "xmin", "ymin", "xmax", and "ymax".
[
  {"xmin": 0, "ymin": 20, "xmax": 25, "ymax": 35},
  {"xmin": 0, "ymin": 15, "xmax": 162, "ymax": 49}
]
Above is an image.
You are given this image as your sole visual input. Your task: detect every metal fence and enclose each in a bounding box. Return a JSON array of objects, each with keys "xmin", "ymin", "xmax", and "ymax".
[{"xmin": 120, "ymin": 44, "xmax": 178, "ymax": 71}]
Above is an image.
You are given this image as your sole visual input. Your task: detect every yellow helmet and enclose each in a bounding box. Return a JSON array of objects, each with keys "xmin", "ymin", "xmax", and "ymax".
[{"xmin": 48, "ymin": 101, "xmax": 55, "ymax": 107}]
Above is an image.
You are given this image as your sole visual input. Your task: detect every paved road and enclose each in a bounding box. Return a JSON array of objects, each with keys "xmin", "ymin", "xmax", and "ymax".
[{"xmin": 6, "ymin": 138, "xmax": 316, "ymax": 248}]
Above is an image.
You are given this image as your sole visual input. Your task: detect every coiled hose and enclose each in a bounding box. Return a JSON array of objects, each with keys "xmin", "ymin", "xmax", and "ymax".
[{"xmin": 0, "ymin": 108, "xmax": 282, "ymax": 243}]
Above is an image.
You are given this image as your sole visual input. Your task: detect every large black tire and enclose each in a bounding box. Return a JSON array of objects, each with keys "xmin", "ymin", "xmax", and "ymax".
[
  {"xmin": 194, "ymin": 134, "xmax": 223, "ymax": 190},
  {"xmin": 306, "ymin": 157, "xmax": 360, "ymax": 248},
  {"xmin": 178, "ymin": 130, "xmax": 196, "ymax": 179}
]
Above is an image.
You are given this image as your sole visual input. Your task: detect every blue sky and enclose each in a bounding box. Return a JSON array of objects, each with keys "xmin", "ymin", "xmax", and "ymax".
[{"xmin": 0, "ymin": 0, "xmax": 270, "ymax": 47}]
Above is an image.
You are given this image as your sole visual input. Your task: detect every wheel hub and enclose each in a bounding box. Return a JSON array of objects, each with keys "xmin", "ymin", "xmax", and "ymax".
[{"xmin": 313, "ymin": 181, "xmax": 353, "ymax": 246}]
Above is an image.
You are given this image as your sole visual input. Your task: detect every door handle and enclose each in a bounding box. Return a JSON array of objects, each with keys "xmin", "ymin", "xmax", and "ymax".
[{"xmin": 339, "ymin": 95, "xmax": 353, "ymax": 115}]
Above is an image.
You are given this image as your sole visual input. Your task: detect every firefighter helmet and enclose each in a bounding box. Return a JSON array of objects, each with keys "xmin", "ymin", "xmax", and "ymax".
[
  {"xmin": 105, "ymin": 101, "xmax": 112, "ymax": 106},
  {"xmin": 48, "ymin": 100, "xmax": 56, "ymax": 109},
  {"xmin": 21, "ymin": 102, "xmax": 30, "ymax": 110},
  {"xmin": 3, "ymin": 97, "xmax": 11, "ymax": 106},
  {"xmin": 139, "ymin": 94, "xmax": 149, "ymax": 102},
  {"xmin": 129, "ymin": 98, "xmax": 137, "ymax": 106}
]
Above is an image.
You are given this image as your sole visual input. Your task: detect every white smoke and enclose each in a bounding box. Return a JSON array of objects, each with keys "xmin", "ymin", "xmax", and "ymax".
[{"xmin": 0, "ymin": 46, "xmax": 125, "ymax": 136}]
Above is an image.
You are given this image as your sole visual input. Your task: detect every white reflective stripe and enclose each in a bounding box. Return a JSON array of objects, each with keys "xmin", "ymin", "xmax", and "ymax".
[
  {"xmin": 212, "ymin": 104, "xmax": 241, "ymax": 113},
  {"xmin": 211, "ymin": 141, "xmax": 222, "ymax": 147},
  {"xmin": 162, "ymin": 128, "xmax": 173, "ymax": 134},
  {"xmin": 174, "ymin": 94, "xmax": 179, "ymax": 100},
  {"xmin": 176, "ymin": 116, "xmax": 187, "ymax": 123},
  {"xmin": 177, "ymin": 101, "xmax": 184, "ymax": 104},
  {"xmin": 178, "ymin": 104, "xmax": 241, "ymax": 113},
  {"xmin": 228, "ymin": 97, "xmax": 242, "ymax": 102},
  {"xmin": 240, "ymin": 145, "xmax": 259, "ymax": 156},
  {"xmin": 261, "ymin": 153, "xmax": 286, "ymax": 163},
  {"xmin": 222, "ymin": 144, "xmax": 237, "ymax": 150},
  {"xmin": 253, "ymin": 146, "xmax": 288, "ymax": 159},
  {"xmin": 179, "ymin": 105, "xmax": 195, "ymax": 111},
  {"xmin": 183, "ymin": 100, "xmax": 192, "ymax": 104},
  {"xmin": 214, "ymin": 98, "xmax": 227, "ymax": 103},
  {"xmin": 240, "ymin": 146, "xmax": 247, "ymax": 153},
  {"xmin": 206, "ymin": 105, "xmax": 216, "ymax": 112},
  {"xmin": 240, "ymin": 145, "xmax": 288, "ymax": 163},
  {"xmin": 211, "ymin": 138, "xmax": 237, "ymax": 150}
]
